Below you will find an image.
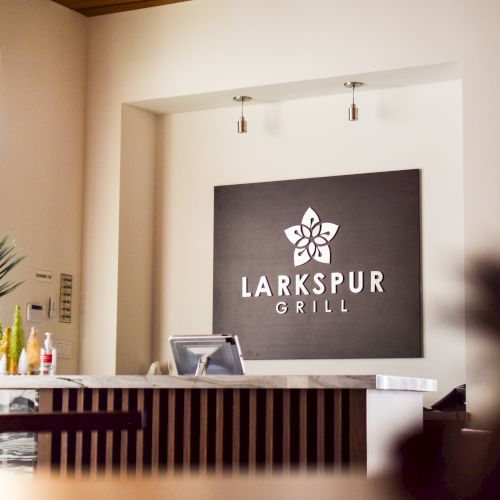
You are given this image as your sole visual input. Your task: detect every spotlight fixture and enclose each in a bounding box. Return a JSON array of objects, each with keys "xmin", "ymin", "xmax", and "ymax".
[
  {"xmin": 344, "ymin": 82, "xmax": 364, "ymax": 121},
  {"xmin": 233, "ymin": 96, "xmax": 252, "ymax": 133}
]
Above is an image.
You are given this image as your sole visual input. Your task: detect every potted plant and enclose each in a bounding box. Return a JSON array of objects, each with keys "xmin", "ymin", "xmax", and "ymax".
[{"xmin": 0, "ymin": 234, "xmax": 26, "ymax": 373}]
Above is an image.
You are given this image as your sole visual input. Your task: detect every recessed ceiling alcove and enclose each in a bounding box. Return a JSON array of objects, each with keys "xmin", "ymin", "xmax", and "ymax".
[
  {"xmin": 130, "ymin": 61, "xmax": 460, "ymax": 114},
  {"xmin": 116, "ymin": 60, "xmax": 464, "ymax": 408}
]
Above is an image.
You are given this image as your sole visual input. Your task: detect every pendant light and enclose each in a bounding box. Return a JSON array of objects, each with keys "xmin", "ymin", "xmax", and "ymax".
[
  {"xmin": 344, "ymin": 82, "xmax": 364, "ymax": 121},
  {"xmin": 233, "ymin": 96, "xmax": 252, "ymax": 133}
]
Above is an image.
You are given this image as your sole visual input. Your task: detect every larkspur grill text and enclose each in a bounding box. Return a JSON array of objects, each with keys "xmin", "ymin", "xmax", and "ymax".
[{"xmin": 241, "ymin": 270, "xmax": 385, "ymax": 314}]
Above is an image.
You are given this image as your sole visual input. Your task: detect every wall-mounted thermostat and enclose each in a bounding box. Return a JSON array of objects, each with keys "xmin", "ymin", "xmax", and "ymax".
[{"xmin": 27, "ymin": 303, "xmax": 44, "ymax": 323}]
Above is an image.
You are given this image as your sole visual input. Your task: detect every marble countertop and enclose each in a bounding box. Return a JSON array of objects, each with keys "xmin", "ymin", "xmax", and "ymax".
[{"xmin": 0, "ymin": 374, "xmax": 436, "ymax": 392}]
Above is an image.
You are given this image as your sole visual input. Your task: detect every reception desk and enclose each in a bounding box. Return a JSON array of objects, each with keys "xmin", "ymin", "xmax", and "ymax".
[{"xmin": 0, "ymin": 375, "xmax": 436, "ymax": 476}]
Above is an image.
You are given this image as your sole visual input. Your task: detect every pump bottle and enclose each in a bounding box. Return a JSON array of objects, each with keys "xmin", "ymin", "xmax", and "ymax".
[{"xmin": 40, "ymin": 332, "xmax": 57, "ymax": 375}]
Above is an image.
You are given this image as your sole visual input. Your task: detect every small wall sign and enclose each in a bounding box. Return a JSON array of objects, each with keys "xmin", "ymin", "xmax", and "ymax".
[
  {"xmin": 36, "ymin": 269, "xmax": 52, "ymax": 282},
  {"xmin": 213, "ymin": 169, "xmax": 422, "ymax": 360}
]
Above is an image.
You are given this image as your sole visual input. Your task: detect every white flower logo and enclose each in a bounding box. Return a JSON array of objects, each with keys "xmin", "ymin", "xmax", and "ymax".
[{"xmin": 284, "ymin": 207, "xmax": 339, "ymax": 267}]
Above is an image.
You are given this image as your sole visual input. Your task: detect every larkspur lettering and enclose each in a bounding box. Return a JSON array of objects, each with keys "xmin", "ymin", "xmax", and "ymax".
[
  {"xmin": 241, "ymin": 271, "xmax": 384, "ymax": 315},
  {"xmin": 242, "ymin": 271, "xmax": 384, "ymax": 297}
]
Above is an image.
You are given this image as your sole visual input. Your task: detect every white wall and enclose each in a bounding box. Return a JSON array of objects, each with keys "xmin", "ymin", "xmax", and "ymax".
[
  {"xmin": 155, "ymin": 82, "xmax": 464, "ymax": 405},
  {"xmin": 82, "ymin": 0, "xmax": 500, "ymax": 422},
  {"xmin": 0, "ymin": 0, "xmax": 87, "ymax": 373}
]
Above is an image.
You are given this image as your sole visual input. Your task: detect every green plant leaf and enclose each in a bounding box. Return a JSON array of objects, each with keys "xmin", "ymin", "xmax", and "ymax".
[
  {"xmin": 0, "ymin": 281, "xmax": 24, "ymax": 298},
  {"xmin": 0, "ymin": 234, "xmax": 25, "ymax": 298},
  {"xmin": 0, "ymin": 255, "xmax": 25, "ymax": 280}
]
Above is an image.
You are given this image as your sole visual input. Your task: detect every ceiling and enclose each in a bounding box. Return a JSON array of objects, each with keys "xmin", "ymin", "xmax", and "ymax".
[{"xmin": 52, "ymin": 0, "xmax": 190, "ymax": 17}]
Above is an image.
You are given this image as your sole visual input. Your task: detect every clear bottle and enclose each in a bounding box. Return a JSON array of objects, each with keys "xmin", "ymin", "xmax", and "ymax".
[{"xmin": 40, "ymin": 332, "xmax": 57, "ymax": 376}]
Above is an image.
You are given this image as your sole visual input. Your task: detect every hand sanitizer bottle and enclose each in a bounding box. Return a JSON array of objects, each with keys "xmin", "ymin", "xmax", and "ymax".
[{"xmin": 40, "ymin": 332, "xmax": 57, "ymax": 375}]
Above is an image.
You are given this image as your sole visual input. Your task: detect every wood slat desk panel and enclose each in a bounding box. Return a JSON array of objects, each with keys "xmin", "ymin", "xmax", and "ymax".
[{"xmin": 37, "ymin": 388, "xmax": 366, "ymax": 475}]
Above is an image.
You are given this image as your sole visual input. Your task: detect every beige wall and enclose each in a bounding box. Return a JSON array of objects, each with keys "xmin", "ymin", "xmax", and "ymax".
[
  {"xmin": 0, "ymin": 0, "xmax": 86, "ymax": 373},
  {"xmin": 460, "ymin": 0, "xmax": 500, "ymax": 426},
  {"xmin": 1, "ymin": 1, "xmax": 497, "ymax": 422},
  {"xmin": 82, "ymin": 0, "xmax": 462, "ymax": 376},
  {"xmin": 116, "ymin": 105, "xmax": 156, "ymax": 375},
  {"xmin": 80, "ymin": 0, "xmax": 499, "ymax": 422}
]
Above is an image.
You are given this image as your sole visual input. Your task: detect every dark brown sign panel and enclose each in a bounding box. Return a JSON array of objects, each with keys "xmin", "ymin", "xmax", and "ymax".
[{"xmin": 213, "ymin": 170, "xmax": 422, "ymax": 359}]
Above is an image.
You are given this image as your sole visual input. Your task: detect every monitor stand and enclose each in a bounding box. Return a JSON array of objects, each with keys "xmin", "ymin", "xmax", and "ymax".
[{"xmin": 195, "ymin": 355, "xmax": 210, "ymax": 376}]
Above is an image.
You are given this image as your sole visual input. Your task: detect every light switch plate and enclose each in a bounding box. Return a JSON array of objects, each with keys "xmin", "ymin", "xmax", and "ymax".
[{"xmin": 49, "ymin": 296, "xmax": 57, "ymax": 318}]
